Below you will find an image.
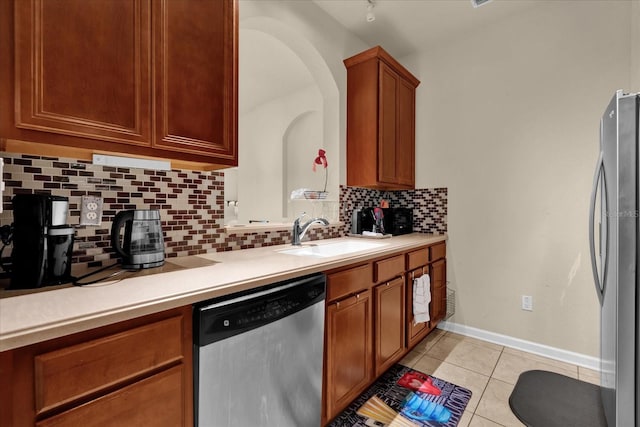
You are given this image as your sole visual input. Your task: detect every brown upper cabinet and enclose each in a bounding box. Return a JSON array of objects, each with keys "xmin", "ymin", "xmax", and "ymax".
[
  {"xmin": 0, "ymin": 0, "xmax": 238, "ymax": 169},
  {"xmin": 344, "ymin": 46, "xmax": 420, "ymax": 190}
]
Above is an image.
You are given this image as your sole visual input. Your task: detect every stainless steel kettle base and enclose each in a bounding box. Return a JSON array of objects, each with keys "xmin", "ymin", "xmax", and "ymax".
[{"xmin": 121, "ymin": 259, "xmax": 165, "ymax": 270}]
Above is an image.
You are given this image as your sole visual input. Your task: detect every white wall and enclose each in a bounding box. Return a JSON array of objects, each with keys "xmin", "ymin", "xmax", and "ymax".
[
  {"xmin": 237, "ymin": 86, "xmax": 321, "ymax": 223},
  {"xmin": 406, "ymin": 1, "xmax": 632, "ymax": 356},
  {"xmin": 240, "ymin": 0, "xmax": 368, "ymax": 188},
  {"xmin": 284, "ymin": 111, "xmax": 325, "ymax": 197}
]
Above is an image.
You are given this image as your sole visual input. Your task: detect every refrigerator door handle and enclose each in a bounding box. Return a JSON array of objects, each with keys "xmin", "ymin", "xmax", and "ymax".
[{"xmin": 589, "ymin": 150, "xmax": 607, "ymax": 305}]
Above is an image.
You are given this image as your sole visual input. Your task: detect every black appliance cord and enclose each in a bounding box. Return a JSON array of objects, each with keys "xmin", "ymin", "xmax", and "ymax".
[{"xmin": 73, "ymin": 261, "xmax": 127, "ymax": 286}]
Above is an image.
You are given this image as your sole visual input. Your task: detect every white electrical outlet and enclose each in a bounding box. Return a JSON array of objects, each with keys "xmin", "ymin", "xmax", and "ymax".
[
  {"xmin": 522, "ymin": 295, "xmax": 533, "ymax": 311},
  {"xmin": 80, "ymin": 196, "xmax": 103, "ymax": 226}
]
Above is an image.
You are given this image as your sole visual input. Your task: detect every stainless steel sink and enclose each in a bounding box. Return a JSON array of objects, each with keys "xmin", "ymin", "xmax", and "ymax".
[{"xmin": 277, "ymin": 240, "xmax": 388, "ymax": 258}]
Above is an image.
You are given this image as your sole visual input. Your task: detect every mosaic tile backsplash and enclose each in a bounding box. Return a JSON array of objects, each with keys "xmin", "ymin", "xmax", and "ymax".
[
  {"xmin": 0, "ymin": 153, "xmax": 341, "ymax": 271},
  {"xmin": 339, "ymin": 185, "xmax": 447, "ymax": 235},
  {"xmin": 1, "ymin": 153, "xmax": 447, "ymax": 272}
]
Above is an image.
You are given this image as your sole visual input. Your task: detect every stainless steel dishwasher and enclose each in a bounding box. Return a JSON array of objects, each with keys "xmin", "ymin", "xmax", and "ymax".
[{"xmin": 194, "ymin": 273, "xmax": 326, "ymax": 427}]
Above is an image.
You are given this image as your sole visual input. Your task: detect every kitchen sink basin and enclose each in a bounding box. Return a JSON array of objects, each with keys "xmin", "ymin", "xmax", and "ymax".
[{"xmin": 277, "ymin": 240, "xmax": 388, "ymax": 258}]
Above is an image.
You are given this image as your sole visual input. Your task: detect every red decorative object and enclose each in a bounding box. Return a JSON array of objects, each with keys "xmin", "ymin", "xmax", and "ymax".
[
  {"xmin": 312, "ymin": 149, "xmax": 328, "ymax": 192},
  {"xmin": 397, "ymin": 371, "xmax": 442, "ymax": 396}
]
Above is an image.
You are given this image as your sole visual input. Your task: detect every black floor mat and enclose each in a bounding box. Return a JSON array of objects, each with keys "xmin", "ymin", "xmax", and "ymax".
[{"xmin": 509, "ymin": 370, "xmax": 607, "ymax": 427}]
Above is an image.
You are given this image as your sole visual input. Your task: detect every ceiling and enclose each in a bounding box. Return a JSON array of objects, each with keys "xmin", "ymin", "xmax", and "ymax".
[
  {"xmin": 238, "ymin": 0, "xmax": 539, "ymax": 114},
  {"xmin": 312, "ymin": 0, "xmax": 538, "ymax": 58}
]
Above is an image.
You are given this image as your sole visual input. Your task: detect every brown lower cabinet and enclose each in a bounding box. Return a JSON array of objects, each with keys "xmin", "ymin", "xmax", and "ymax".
[
  {"xmin": 324, "ymin": 290, "xmax": 373, "ymax": 422},
  {"xmin": 374, "ymin": 276, "xmax": 406, "ymax": 377},
  {"xmin": 35, "ymin": 366, "xmax": 186, "ymax": 427},
  {"xmin": 0, "ymin": 306, "xmax": 193, "ymax": 427},
  {"xmin": 0, "ymin": 241, "xmax": 445, "ymax": 427},
  {"xmin": 323, "ymin": 242, "xmax": 447, "ymax": 425}
]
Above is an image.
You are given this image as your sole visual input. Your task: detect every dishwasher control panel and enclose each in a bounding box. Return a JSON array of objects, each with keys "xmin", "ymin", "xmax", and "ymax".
[{"xmin": 195, "ymin": 273, "xmax": 326, "ymax": 346}]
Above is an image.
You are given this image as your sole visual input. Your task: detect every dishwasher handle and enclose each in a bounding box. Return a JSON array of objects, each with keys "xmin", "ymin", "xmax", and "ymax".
[{"xmin": 195, "ymin": 273, "xmax": 326, "ymax": 346}]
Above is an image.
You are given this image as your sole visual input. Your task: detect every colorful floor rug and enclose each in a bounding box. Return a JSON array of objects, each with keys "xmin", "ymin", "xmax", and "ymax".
[{"xmin": 329, "ymin": 364, "xmax": 472, "ymax": 427}]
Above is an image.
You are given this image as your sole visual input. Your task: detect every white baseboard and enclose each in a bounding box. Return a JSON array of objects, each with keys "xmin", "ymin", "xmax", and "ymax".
[{"xmin": 437, "ymin": 320, "xmax": 600, "ymax": 371}]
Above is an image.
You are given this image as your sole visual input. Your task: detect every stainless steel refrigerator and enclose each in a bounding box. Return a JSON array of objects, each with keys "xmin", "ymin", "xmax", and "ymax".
[{"xmin": 590, "ymin": 89, "xmax": 640, "ymax": 427}]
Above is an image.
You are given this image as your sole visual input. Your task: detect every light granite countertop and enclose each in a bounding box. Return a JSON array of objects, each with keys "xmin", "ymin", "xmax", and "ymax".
[{"xmin": 0, "ymin": 233, "xmax": 446, "ymax": 352}]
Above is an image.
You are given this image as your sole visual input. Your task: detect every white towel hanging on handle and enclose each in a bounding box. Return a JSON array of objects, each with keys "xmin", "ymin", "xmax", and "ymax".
[{"xmin": 413, "ymin": 274, "xmax": 431, "ymax": 324}]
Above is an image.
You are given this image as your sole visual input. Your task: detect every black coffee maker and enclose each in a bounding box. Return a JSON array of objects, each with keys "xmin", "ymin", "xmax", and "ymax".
[{"xmin": 10, "ymin": 194, "xmax": 74, "ymax": 289}]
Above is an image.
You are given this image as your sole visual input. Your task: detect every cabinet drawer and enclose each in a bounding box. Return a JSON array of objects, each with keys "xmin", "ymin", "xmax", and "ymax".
[
  {"xmin": 36, "ymin": 365, "xmax": 185, "ymax": 427},
  {"xmin": 406, "ymin": 247, "xmax": 429, "ymax": 270},
  {"xmin": 34, "ymin": 316, "xmax": 184, "ymax": 414},
  {"xmin": 327, "ymin": 264, "xmax": 372, "ymax": 302},
  {"xmin": 374, "ymin": 254, "xmax": 404, "ymax": 283},
  {"xmin": 430, "ymin": 242, "xmax": 446, "ymax": 262}
]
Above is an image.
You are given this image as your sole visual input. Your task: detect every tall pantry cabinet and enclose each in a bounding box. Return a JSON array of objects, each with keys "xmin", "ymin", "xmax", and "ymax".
[{"xmin": 344, "ymin": 46, "xmax": 420, "ymax": 190}]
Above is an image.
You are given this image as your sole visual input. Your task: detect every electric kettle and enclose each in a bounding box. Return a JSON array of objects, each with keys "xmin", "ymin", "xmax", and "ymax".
[{"xmin": 110, "ymin": 210, "xmax": 165, "ymax": 269}]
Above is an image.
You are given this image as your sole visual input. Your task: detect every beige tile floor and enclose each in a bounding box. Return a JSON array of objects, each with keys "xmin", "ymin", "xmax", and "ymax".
[{"xmin": 399, "ymin": 330, "xmax": 600, "ymax": 427}]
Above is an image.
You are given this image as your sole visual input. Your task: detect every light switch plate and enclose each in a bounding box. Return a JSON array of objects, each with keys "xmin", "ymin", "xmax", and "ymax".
[{"xmin": 80, "ymin": 195, "xmax": 103, "ymax": 226}]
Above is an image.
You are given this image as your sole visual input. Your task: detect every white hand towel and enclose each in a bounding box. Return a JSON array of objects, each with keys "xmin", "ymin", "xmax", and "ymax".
[{"xmin": 413, "ymin": 274, "xmax": 431, "ymax": 324}]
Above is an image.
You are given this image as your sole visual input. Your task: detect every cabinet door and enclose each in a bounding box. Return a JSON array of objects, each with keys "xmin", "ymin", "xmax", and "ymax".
[
  {"xmin": 325, "ymin": 291, "xmax": 372, "ymax": 421},
  {"xmin": 153, "ymin": 0, "xmax": 237, "ymax": 163},
  {"xmin": 430, "ymin": 259, "xmax": 447, "ymax": 325},
  {"xmin": 378, "ymin": 61, "xmax": 415, "ymax": 189},
  {"xmin": 14, "ymin": 0, "xmax": 151, "ymax": 145},
  {"xmin": 378, "ymin": 62, "xmax": 399, "ymax": 185},
  {"xmin": 34, "ymin": 316, "xmax": 184, "ymax": 414},
  {"xmin": 396, "ymin": 77, "xmax": 415, "ymax": 187},
  {"xmin": 374, "ymin": 276, "xmax": 406, "ymax": 376},
  {"xmin": 406, "ymin": 268, "xmax": 431, "ymax": 349}
]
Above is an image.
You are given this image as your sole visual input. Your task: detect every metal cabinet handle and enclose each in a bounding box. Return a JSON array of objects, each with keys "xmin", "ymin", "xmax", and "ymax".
[{"xmin": 589, "ymin": 149, "xmax": 607, "ymax": 305}]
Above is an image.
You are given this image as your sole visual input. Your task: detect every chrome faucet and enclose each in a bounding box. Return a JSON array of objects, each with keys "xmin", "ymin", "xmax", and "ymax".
[{"xmin": 292, "ymin": 213, "xmax": 329, "ymax": 246}]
